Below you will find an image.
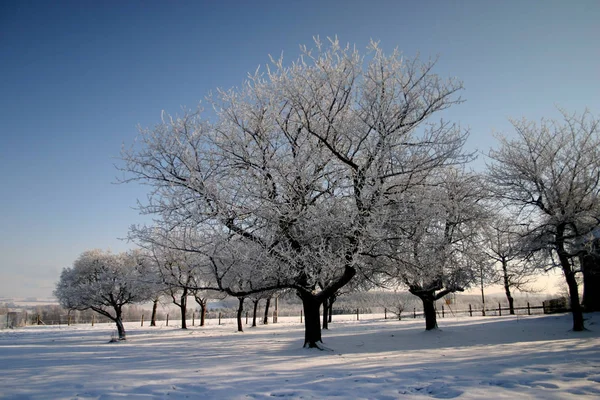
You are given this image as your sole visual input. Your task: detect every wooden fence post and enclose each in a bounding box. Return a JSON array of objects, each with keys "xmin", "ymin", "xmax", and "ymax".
[
  {"xmin": 384, "ymin": 308, "xmax": 387, "ymax": 320},
  {"xmin": 166, "ymin": 314, "xmax": 169, "ymax": 326},
  {"xmin": 245, "ymin": 311, "xmax": 248, "ymax": 325},
  {"xmin": 527, "ymin": 302, "xmax": 531, "ymax": 316},
  {"xmin": 218, "ymin": 312, "xmax": 222, "ymax": 325},
  {"xmin": 356, "ymin": 308, "xmax": 359, "ymax": 321},
  {"xmin": 92, "ymin": 314, "xmax": 95, "ymax": 326},
  {"xmin": 413, "ymin": 308, "xmax": 416, "ymax": 318},
  {"xmin": 140, "ymin": 314, "xmax": 144, "ymax": 327},
  {"xmin": 192, "ymin": 312, "xmax": 195, "ymax": 326},
  {"xmin": 498, "ymin": 303, "xmax": 502, "ymax": 316},
  {"xmin": 442, "ymin": 305, "xmax": 445, "ymax": 318},
  {"xmin": 469, "ymin": 304, "xmax": 472, "ymax": 317}
]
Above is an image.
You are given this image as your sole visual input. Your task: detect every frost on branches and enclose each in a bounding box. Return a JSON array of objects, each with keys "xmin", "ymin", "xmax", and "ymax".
[
  {"xmin": 54, "ymin": 250, "xmax": 154, "ymax": 340},
  {"xmin": 120, "ymin": 38, "xmax": 471, "ymax": 347},
  {"xmin": 369, "ymin": 169, "xmax": 486, "ymax": 330},
  {"xmin": 487, "ymin": 110, "xmax": 600, "ymax": 331}
]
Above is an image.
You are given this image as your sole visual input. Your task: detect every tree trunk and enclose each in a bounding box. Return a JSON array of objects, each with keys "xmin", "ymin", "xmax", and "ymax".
[
  {"xmin": 556, "ymin": 224, "xmax": 584, "ymax": 331},
  {"xmin": 563, "ymin": 266, "xmax": 585, "ymax": 331},
  {"xmin": 263, "ymin": 297, "xmax": 271, "ymax": 325},
  {"xmin": 322, "ymin": 297, "xmax": 329, "ymax": 330},
  {"xmin": 180, "ymin": 288, "xmax": 188, "ymax": 330},
  {"xmin": 236, "ymin": 297, "xmax": 245, "ymax": 332},
  {"xmin": 252, "ymin": 299, "xmax": 259, "ymax": 327},
  {"xmin": 112, "ymin": 307, "xmax": 126, "ymax": 340},
  {"xmin": 480, "ymin": 269, "xmax": 486, "ymax": 316},
  {"xmin": 115, "ymin": 317, "xmax": 126, "ymax": 340},
  {"xmin": 581, "ymin": 253, "xmax": 600, "ymax": 312},
  {"xmin": 501, "ymin": 258, "xmax": 515, "ymax": 315},
  {"xmin": 328, "ymin": 297, "xmax": 334, "ymax": 323},
  {"xmin": 420, "ymin": 295, "xmax": 438, "ymax": 331},
  {"xmin": 299, "ymin": 291, "xmax": 323, "ymax": 348},
  {"xmin": 200, "ymin": 301, "xmax": 206, "ymax": 326},
  {"xmin": 150, "ymin": 298, "xmax": 158, "ymax": 327}
]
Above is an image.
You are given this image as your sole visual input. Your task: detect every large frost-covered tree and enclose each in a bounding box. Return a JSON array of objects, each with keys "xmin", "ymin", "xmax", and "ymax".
[
  {"xmin": 487, "ymin": 109, "xmax": 600, "ymax": 331},
  {"xmin": 121, "ymin": 38, "xmax": 470, "ymax": 347},
  {"xmin": 54, "ymin": 249, "xmax": 154, "ymax": 340}
]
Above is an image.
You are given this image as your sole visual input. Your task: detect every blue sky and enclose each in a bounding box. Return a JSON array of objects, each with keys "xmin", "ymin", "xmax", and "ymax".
[{"xmin": 1, "ymin": 0, "xmax": 598, "ymax": 299}]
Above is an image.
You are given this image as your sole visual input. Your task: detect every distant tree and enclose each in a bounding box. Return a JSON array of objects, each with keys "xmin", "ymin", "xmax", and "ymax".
[
  {"xmin": 54, "ymin": 250, "xmax": 154, "ymax": 340},
  {"xmin": 374, "ymin": 169, "xmax": 488, "ymax": 330},
  {"xmin": 482, "ymin": 215, "xmax": 539, "ymax": 314},
  {"xmin": 487, "ymin": 109, "xmax": 600, "ymax": 331},
  {"xmin": 150, "ymin": 245, "xmax": 207, "ymax": 330},
  {"xmin": 191, "ymin": 289, "xmax": 226, "ymax": 327},
  {"xmin": 248, "ymin": 290, "xmax": 276, "ymax": 327},
  {"xmin": 380, "ymin": 291, "xmax": 408, "ymax": 320}
]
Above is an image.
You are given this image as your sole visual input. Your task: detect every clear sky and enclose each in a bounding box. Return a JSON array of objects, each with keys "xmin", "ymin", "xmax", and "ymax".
[{"xmin": 1, "ymin": 0, "xmax": 598, "ymax": 299}]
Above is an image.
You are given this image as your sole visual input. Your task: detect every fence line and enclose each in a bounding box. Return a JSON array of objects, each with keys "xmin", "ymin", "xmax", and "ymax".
[{"xmin": 2, "ymin": 301, "xmax": 566, "ymax": 329}]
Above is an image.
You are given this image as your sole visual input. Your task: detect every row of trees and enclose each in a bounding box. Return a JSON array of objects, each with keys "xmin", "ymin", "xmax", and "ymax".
[{"xmin": 56, "ymin": 38, "xmax": 600, "ymax": 346}]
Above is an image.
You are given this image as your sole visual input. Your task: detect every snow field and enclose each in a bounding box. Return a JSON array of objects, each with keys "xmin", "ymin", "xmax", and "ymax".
[{"xmin": 0, "ymin": 313, "xmax": 599, "ymax": 399}]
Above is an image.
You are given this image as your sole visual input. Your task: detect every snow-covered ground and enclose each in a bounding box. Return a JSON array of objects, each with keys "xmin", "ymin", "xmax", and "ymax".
[{"xmin": 1, "ymin": 313, "xmax": 599, "ymax": 399}]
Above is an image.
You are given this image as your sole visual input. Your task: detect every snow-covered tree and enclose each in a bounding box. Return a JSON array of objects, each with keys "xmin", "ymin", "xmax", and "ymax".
[
  {"xmin": 373, "ymin": 169, "xmax": 488, "ymax": 330},
  {"xmin": 120, "ymin": 38, "xmax": 469, "ymax": 347},
  {"xmin": 481, "ymin": 214, "xmax": 539, "ymax": 314},
  {"xmin": 487, "ymin": 109, "xmax": 600, "ymax": 331},
  {"xmin": 54, "ymin": 249, "xmax": 154, "ymax": 340}
]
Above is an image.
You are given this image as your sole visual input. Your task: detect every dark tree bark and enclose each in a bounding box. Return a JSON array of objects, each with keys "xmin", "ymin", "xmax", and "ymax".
[
  {"xmin": 150, "ymin": 298, "xmax": 159, "ymax": 327},
  {"xmin": 252, "ymin": 299, "xmax": 259, "ymax": 327},
  {"xmin": 480, "ymin": 271, "xmax": 486, "ymax": 316},
  {"xmin": 115, "ymin": 316, "xmax": 126, "ymax": 340},
  {"xmin": 236, "ymin": 297, "xmax": 245, "ymax": 332},
  {"xmin": 421, "ymin": 295, "xmax": 438, "ymax": 331},
  {"xmin": 556, "ymin": 224, "xmax": 584, "ymax": 331},
  {"xmin": 322, "ymin": 297, "xmax": 329, "ymax": 330},
  {"xmin": 410, "ymin": 284, "xmax": 462, "ymax": 331},
  {"xmin": 263, "ymin": 297, "xmax": 271, "ymax": 325},
  {"xmin": 299, "ymin": 291, "xmax": 323, "ymax": 348},
  {"xmin": 328, "ymin": 295, "xmax": 335, "ymax": 323},
  {"xmin": 193, "ymin": 294, "xmax": 208, "ymax": 326},
  {"xmin": 200, "ymin": 302, "xmax": 207, "ymax": 326},
  {"xmin": 92, "ymin": 305, "xmax": 126, "ymax": 340},
  {"xmin": 581, "ymin": 252, "xmax": 600, "ymax": 312},
  {"xmin": 180, "ymin": 288, "xmax": 188, "ymax": 330},
  {"xmin": 501, "ymin": 258, "xmax": 515, "ymax": 315}
]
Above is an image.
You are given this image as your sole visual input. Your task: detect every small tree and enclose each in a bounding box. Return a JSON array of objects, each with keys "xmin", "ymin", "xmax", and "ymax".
[
  {"xmin": 375, "ymin": 169, "xmax": 488, "ymax": 330},
  {"xmin": 482, "ymin": 215, "xmax": 539, "ymax": 314},
  {"xmin": 380, "ymin": 291, "xmax": 407, "ymax": 320},
  {"xmin": 191, "ymin": 289, "xmax": 225, "ymax": 326},
  {"xmin": 54, "ymin": 250, "xmax": 153, "ymax": 340}
]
